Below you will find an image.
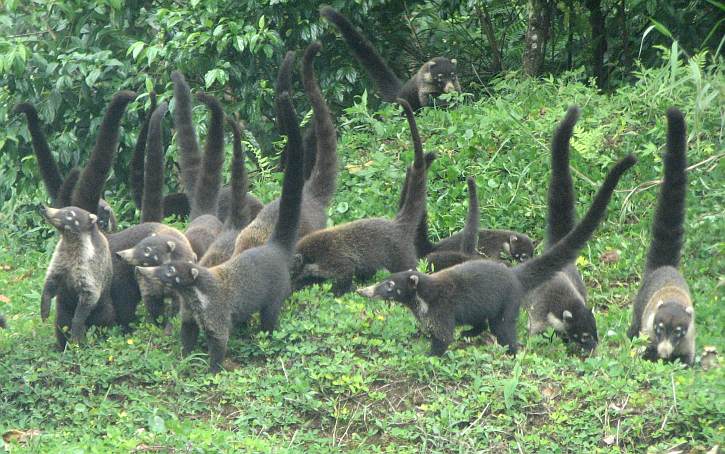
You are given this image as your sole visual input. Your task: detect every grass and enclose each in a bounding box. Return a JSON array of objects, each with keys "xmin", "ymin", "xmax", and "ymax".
[{"xmin": 0, "ymin": 60, "xmax": 723, "ymax": 452}]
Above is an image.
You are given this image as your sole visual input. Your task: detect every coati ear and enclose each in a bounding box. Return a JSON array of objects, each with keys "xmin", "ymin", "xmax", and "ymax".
[
  {"xmin": 656, "ymin": 300, "xmax": 664, "ymax": 309},
  {"xmin": 563, "ymin": 310, "xmax": 573, "ymax": 320},
  {"xmin": 451, "ymin": 58, "xmax": 457, "ymax": 66},
  {"xmin": 685, "ymin": 306, "xmax": 693, "ymax": 315},
  {"xmin": 408, "ymin": 274, "xmax": 419, "ymax": 289},
  {"xmin": 509, "ymin": 235, "xmax": 518, "ymax": 243},
  {"xmin": 192, "ymin": 253, "xmax": 198, "ymax": 262},
  {"xmin": 166, "ymin": 241, "xmax": 176, "ymax": 252},
  {"xmin": 190, "ymin": 268, "xmax": 199, "ymax": 280},
  {"xmin": 88, "ymin": 214, "xmax": 97, "ymax": 224}
]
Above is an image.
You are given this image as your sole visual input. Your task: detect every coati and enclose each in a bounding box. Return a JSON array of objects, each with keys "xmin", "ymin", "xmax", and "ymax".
[
  {"xmin": 292, "ymin": 97, "xmax": 427, "ymax": 295},
  {"xmin": 628, "ymin": 108, "xmax": 695, "ymax": 366},
  {"xmin": 13, "ymin": 102, "xmax": 118, "ymax": 232},
  {"xmin": 0, "ymin": 315, "xmax": 5, "ymax": 329},
  {"xmin": 320, "ymin": 6, "xmax": 461, "ymax": 111},
  {"xmin": 135, "ymin": 90, "xmax": 306, "ymax": 373},
  {"xmin": 357, "ymin": 154, "xmax": 636, "ymax": 356},
  {"xmin": 233, "ymin": 43, "xmax": 338, "ymax": 254},
  {"xmin": 525, "ymin": 106, "xmax": 598, "ymax": 352}
]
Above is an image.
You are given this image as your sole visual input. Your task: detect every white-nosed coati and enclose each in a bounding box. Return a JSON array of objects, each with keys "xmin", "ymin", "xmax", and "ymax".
[
  {"xmin": 357, "ymin": 154, "xmax": 636, "ymax": 356},
  {"xmin": 13, "ymin": 102, "xmax": 118, "ymax": 232},
  {"xmin": 292, "ymin": 97, "xmax": 427, "ymax": 295},
  {"xmin": 233, "ymin": 43, "xmax": 338, "ymax": 254},
  {"xmin": 628, "ymin": 108, "xmax": 695, "ymax": 366},
  {"xmin": 320, "ymin": 6, "xmax": 461, "ymax": 111},
  {"xmin": 525, "ymin": 106, "xmax": 598, "ymax": 352},
  {"xmin": 136, "ymin": 90, "xmax": 306, "ymax": 373}
]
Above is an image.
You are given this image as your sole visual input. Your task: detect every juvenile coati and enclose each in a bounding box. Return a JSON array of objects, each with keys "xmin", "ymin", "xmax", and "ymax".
[
  {"xmin": 320, "ymin": 6, "xmax": 461, "ymax": 111},
  {"xmin": 135, "ymin": 91, "xmax": 306, "ymax": 373},
  {"xmin": 13, "ymin": 102, "xmax": 118, "ymax": 232},
  {"xmin": 525, "ymin": 106, "xmax": 598, "ymax": 352},
  {"xmin": 292, "ymin": 97, "xmax": 427, "ymax": 295},
  {"xmin": 357, "ymin": 154, "xmax": 636, "ymax": 356},
  {"xmin": 628, "ymin": 108, "xmax": 695, "ymax": 366},
  {"xmin": 233, "ymin": 43, "xmax": 338, "ymax": 254}
]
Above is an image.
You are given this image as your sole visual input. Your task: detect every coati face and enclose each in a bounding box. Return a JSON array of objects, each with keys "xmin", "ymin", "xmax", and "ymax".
[
  {"xmin": 117, "ymin": 235, "xmax": 188, "ymax": 267},
  {"xmin": 97, "ymin": 201, "xmax": 114, "ymax": 232},
  {"xmin": 423, "ymin": 57, "xmax": 460, "ymax": 94},
  {"xmin": 651, "ymin": 301, "xmax": 693, "ymax": 359},
  {"xmin": 556, "ymin": 307, "xmax": 598, "ymax": 352},
  {"xmin": 136, "ymin": 262, "xmax": 200, "ymax": 291},
  {"xmin": 502, "ymin": 235, "xmax": 534, "ymax": 262},
  {"xmin": 40, "ymin": 206, "xmax": 98, "ymax": 235},
  {"xmin": 356, "ymin": 270, "xmax": 423, "ymax": 306}
]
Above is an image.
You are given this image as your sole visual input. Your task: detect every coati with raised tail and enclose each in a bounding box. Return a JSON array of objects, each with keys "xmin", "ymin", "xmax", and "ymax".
[
  {"xmin": 136, "ymin": 90, "xmax": 306, "ymax": 373},
  {"xmin": 292, "ymin": 97, "xmax": 427, "ymax": 295},
  {"xmin": 357, "ymin": 154, "xmax": 636, "ymax": 356},
  {"xmin": 628, "ymin": 108, "xmax": 695, "ymax": 366},
  {"xmin": 525, "ymin": 107, "xmax": 598, "ymax": 352},
  {"xmin": 233, "ymin": 43, "xmax": 338, "ymax": 254},
  {"xmin": 320, "ymin": 6, "xmax": 461, "ymax": 111},
  {"xmin": 12, "ymin": 102, "xmax": 118, "ymax": 232}
]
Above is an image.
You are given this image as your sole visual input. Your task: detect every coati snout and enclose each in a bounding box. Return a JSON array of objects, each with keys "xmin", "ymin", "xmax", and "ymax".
[
  {"xmin": 555, "ymin": 308, "xmax": 598, "ymax": 351},
  {"xmin": 502, "ymin": 234, "xmax": 534, "ymax": 262},
  {"xmin": 117, "ymin": 235, "xmax": 194, "ymax": 268},
  {"xmin": 357, "ymin": 271, "xmax": 420, "ymax": 305},
  {"xmin": 136, "ymin": 263, "xmax": 199, "ymax": 290},
  {"xmin": 40, "ymin": 206, "xmax": 98, "ymax": 234},
  {"xmin": 651, "ymin": 301, "xmax": 693, "ymax": 359}
]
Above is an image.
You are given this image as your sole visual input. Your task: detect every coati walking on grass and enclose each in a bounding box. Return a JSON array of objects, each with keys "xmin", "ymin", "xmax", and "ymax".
[
  {"xmin": 627, "ymin": 108, "xmax": 695, "ymax": 366},
  {"xmin": 357, "ymin": 154, "xmax": 636, "ymax": 356},
  {"xmin": 136, "ymin": 90, "xmax": 306, "ymax": 373},
  {"xmin": 320, "ymin": 6, "xmax": 461, "ymax": 111},
  {"xmin": 525, "ymin": 106, "xmax": 598, "ymax": 352}
]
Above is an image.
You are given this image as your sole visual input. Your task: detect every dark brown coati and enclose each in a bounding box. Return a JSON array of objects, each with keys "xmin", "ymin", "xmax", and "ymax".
[
  {"xmin": 12, "ymin": 102, "xmax": 118, "ymax": 232},
  {"xmin": 525, "ymin": 106, "xmax": 598, "ymax": 352},
  {"xmin": 628, "ymin": 108, "xmax": 695, "ymax": 366},
  {"xmin": 292, "ymin": 98, "xmax": 427, "ymax": 295},
  {"xmin": 0, "ymin": 314, "xmax": 5, "ymax": 329},
  {"xmin": 357, "ymin": 154, "xmax": 636, "ymax": 356},
  {"xmin": 233, "ymin": 43, "xmax": 338, "ymax": 254},
  {"xmin": 320, "ymin": 6, "xmax": 461, "ymax": 111},
  {"xmin": 136, "ymin": 91, "xmax": 306, "ymax": 373}
]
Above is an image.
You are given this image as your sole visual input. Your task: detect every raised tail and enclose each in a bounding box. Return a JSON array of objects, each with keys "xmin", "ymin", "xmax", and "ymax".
[
  {"xmin": 397, "ymin": 152, "xmax": 437, "ymax": 257},
  {"xmin": 141, "ymin": 102, "xmax": 169, "ymax": 223},
  {"xmin": 71, "ymin": 90, "xmax": 136, "ymax": 214},
  {"xmin": 171, "ymin": 71, "xmax": 202, "ymax": 196},
  {"xmin": 269, "ymin": 92, "xmax": 305, "ymax": 253},
  {"xmin": 546, "ymin": 106, "xmax": 580, "ymax": 247},
  {"xmin": 225, "ymin": 116, "xmax": 250, "ymax": 230},
  {"xmin": 514, "ymin": 154, "xmax": 636, "ymax": 292},
  {"xmin": 395, "ymin": 98, "xmax": 427, "ymax": 232},
  {"xmin": 13, "ymin": 103, "xmax": 64, "ymax": 202},
  {"xmin": 189, "ymin": 92, "xmax": 225, "ymax": 219},
  {"xmin": 275, "ymin": 51, "xmax": 296, "ymax": 171},
  {"xmin": 460, "ymin": 177, "xmax": 480, "ymax": 255},
  {"xmin": 320, "ymin": 6, "xmax": 403, "ymax": 101},
  {"xmin": 57, "ymin": 167, "xmax": 81, "ymax": 208},
  {"xmin": 130, "ymin": 92, "xmax": 157, "ymax": 209},
  {"xmin": 645, "ymin": 108, "xmax": 688, "ymax": 272},
  {"xmin": 302, "ymin": 41, "xmax": 338, "ymax": 206}
]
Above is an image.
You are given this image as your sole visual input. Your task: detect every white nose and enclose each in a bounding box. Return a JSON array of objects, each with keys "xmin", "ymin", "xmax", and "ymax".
[
  {"xmin": 657, "ymin": 340, "xmax": 674, "ymax": 358},
  {"xmin": 444, "ymin": 81, "xmax": 456, "ymax": 93},
  {"xmin": 356, "ymin": 285, "xmax": 376, "ymax": 298}
]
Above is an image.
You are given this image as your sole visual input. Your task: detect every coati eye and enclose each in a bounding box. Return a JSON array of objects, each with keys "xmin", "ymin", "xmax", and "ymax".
[
  {"xmin": 385, "ymin": 281, "xmax": 395, "ymax": 291},
  {"xmin": 166, "ymin": 265, "xmax": 176, "ymax": 277},
  {"xmin": 143, "ymin": 247, "xmax": 152, "ymax": 257}
]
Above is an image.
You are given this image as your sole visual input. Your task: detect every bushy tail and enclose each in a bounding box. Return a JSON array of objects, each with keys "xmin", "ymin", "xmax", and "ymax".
[
  {"xmin": 57, "ymin": 167, "xmax": 81, "ymax": 208},
  {"xmin": 395, "ymin": 98, "xmax": 427, "ymax": 233},
  {"xmin": 546, "ymin": 106, "xmax": 579, "ymax": 248},
  {"xmin": 320, "ymin": 6, "xmax": 403, "ymax": 101},
  {"xmin": 225, "ymin": 116, "xmax": 250, "ymax": 230},
  {"xmin": 269, "ymin": 92, "xmax": 305, "ymax": 252},
  {"xmin": 71, "ymin": 90, "xmax": 136, "ymax": 213},
  {"xmin": 13, "ymin": 103, "xmax": 64, "ymax": 202},
  {"xmin": 130, "ymin": 92, "xmax": 157, "ymax": 209},
  {"xmin": 397, "ymin": 152, "xmax": 437, "ymax": 256},
  {"xmin": 275, "ymin": 51, "xmax": 296, "ymax": 171},
  {"xmin": 302, "ymin": 127, "xmax": 318, "ymax": 180},
  {"xmin": 646, "ymin": 108, "xmax": 687, "ymax": 272},
  {"xmin": 171, "ymin": 71, "xmax": 202, "ymax": 195},
  {"xmin": 461, "ymin": 177, "xmax": 480, "ymax": 255},
  {"xmin": 189, "ymin": 92, "xmax": 225, "ymax": 219},
  {"xmin": 302, "ymin": 41, "xmax": 338, "ymax": 206},
  {"xmin": 141, "ymin": 102, "xmax": 169, "ymax": 223},
  {"xmin": 514, "ymin": 154, "xmax": 636, "ymax": 292}
]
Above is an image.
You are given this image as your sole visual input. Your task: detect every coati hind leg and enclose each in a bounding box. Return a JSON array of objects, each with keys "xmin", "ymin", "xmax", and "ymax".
[
  {"xmin": 260, "ymin": 299, "xmax": 283, "ymax": 333},
  {"xmin": 489, "ymin": 301, "xmax": 520, "ymax": 354},
  {"xmin": 144, "ymin": 294, "xmax": 166, "ymax": 327},
  {"xmin": 70, "ymin": 290, "xmax": 102, "ymax": 344},
  {"xmin": 332, "ymin": 275, "xmax": 354, "ymax": 297}
]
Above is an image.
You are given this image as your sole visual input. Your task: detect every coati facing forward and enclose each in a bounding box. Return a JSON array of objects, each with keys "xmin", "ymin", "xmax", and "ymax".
[
  {"xmin": 292, "ymin": 98, "xmax": 428, "ymax": 295},
  {"xmin": 320, "ymin": 6, "xmax": 461, "ymax": 111},
  {"xmin": 357, "ymin": 154, "xmax": 636, "ymax": 356},
  {"xmin": 628, "ymin": 108, "xmax": 695, "ymax": 366},
  {"xmin": 525, "ymin": 107, "xmax": 598, "ymax": 352},
  {"xmin": 136, "ymin": 91, "xmax": 306, "ymax": 373}
]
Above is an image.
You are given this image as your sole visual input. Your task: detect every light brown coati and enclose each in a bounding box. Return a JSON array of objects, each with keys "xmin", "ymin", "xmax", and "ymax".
[
  {"xmin": 320, "ymin": 6, "xmax": 461, "ymax": 111},
  {"xmin": 233, "ymin": 43, "xmax": 338, "ymax": 254},
  {"xmin": 12, "ymin": 102, "xmax": 118, "ymax": 232},
  {"xmin": 525, "ymin": 107, "xmax": 598, "ymax": 352},
  {"xmin": 292, "ymin": 97, "xmax": 427, "ymax": 295},
  {"xmin": 628, "ymin": 108, "xmax": 695, "ymax": 366},
  {"xmin": 357, "ymin": 154, "xmax": 636, "ymax": 356},
  {"xmin": 136, "ymin": 90, "xmax": 306, "ymax": 373}
]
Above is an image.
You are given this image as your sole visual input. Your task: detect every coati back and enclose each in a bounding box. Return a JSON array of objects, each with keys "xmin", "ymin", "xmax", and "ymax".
[
  {"xmin": 358, "ymin": 154, "xmax": 636, "ymax": 356},
  {"xmin": 628, "ymin": 108, "xmax": 694, "ymax": 366},
  {"xmin": 292, "ymin": 98, "xmax": 427, "ymax": 295},
  {"xmin": 320, "ymin": 6, "xmax": 461, "ymax": 111}
]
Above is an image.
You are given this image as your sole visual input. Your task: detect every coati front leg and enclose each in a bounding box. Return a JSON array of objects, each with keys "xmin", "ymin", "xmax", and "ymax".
[
  {"xmin": 332, "ymin": 274, "xmax": 354, "ymax": 296},
  {"xmin": 143, "ymin": 294, "xmax": 166, "ymax": 327},
  {"xmin": 180, "ymin": 307, "xmax": 200, "ymax": 356},
  {"xmin": 489, "ymin": 302, "xmax": 520, "ymax": 354},
  {"xmin": 461, "ymin": 324, "xmax": 486, "ymax": 339},
  {"xmin": 429, "ymin": 337, "xmax": 450, "ymax": 356},
  {"xmin": 260, "ymin": 299, "xmax": 282, "ymax": 333},
  {"xmin": 70, "ymin": 290, "xmax": 101, "ymax": 344},
  {"xmin": 626, "ymin": 309, "xmax": 642, "ymax": 339},
  {"xmin": 54, "ymin": 302, "xmax": 74, "ymax": 351},
  {"xmin": 41, "ymin": 274, "xmax": 60, "ymax": 321},
  {"xmin": 207, "ymin": 330, "xmax": 229, "ymax": 374},
  {"xmin": 427, "ymin": 312, "xmax": 455, "ymax": 356}
]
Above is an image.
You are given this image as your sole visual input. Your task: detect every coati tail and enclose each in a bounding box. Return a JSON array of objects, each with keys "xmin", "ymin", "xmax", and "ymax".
[
  {"xmin": 461, "ymin": 177, "xmax": 480, "ymax": 255},
  {"xmin": 226, "ymin": 117, "xmax": 250, "ymax": 230},
  {"xmin": 646, "ymin": 108, "xmax": 687, "ymax": 272},
  {"xmin": 71, "ymin": 90, "xmax": 137, "ymax": 214},
  {"xmin": 320, "ymin": 5, "xmax": 403, "ymax": 101},
  {"xmin": 395, "ymin": 98, "xmax": 427, "ymax": 231},
  {"xmin": 171, "ymin": 71, "xmax": 202, "ymax": 196},
  {"xmin": 275, "ymin": 51, "xmax": 296, "ymax": 170},
  {"xmin": 302, "ymin": 127, "xmax": 317, "ymax": 181},
  {"xmin": 190, "ymin": 92, "xmax": 225, "ymax": 219},
  {"xmin": 269, "ymin": 92, "xmax": 305, "ymax": 252},
  {"xmin": 514, "ymin": 154, "xmax": 636, "ymax": 292},
  {"xmin": 141, "ymin": 102, "xmax": 169, "ymax": 223},
  {"xmin": 130, "ymin": 92, "xmax": 158, "ymax": 209},
  {"xmin": 302, "ymin": 41, "xmax": 338, "ymax": 206},
  {"xmin": 57, "ymin": 167, "xmax": 81, "ymax": 208},
  {"xmin": 397, "ymin": 152, "xmax": 437, "ymax": 257},
  {"xmin": 547, "ymin": 106, "xmax": 580, "ymax": 247},
  {"xmin": 13, "ymin": 102, "xmax": 64, "ymax": 202}
]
